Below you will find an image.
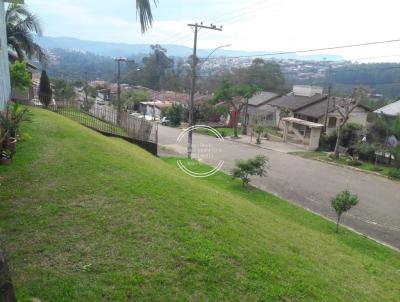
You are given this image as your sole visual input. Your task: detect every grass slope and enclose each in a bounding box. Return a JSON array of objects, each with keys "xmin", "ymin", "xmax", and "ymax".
[{"xmin": 0, "ymin": 108, "xmax": 399, "ymax": 301}]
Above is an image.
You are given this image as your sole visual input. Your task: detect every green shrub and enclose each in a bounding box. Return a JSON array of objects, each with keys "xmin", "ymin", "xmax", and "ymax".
[
  {"xmin": 330, "ymin": 190, "xmax": 359, "ymax": 232},
  {"xmin": 388, "ymin": 168, "xmax": 400, "ymax": 179},
  {"xmin": 318, "ymin": 133, "xmax": 337, "ymax": 151},
  {"xmin": 342, "ymin": 123, "xmax": 363, "ymax": 148},
  {"xmin": 347, "ymin": 159, "xmax": 362, "ymax": 167},
  {"xmin": 352, "ymin": 143, "xmax": 376, "ymax": 162},
  {"xmin": 371, "ymin": 166, "xmax": 383, "ymax": 172},
  {"xmin": 232, "ymin": 155, "xmax": 268, "ymax": 187}
]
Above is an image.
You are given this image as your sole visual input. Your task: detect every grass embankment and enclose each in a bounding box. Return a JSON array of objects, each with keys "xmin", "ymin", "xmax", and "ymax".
[
  {"xmin": 290, "ymin": 151, "xmax": 393, "ymax": 178},
  {"xmin": 0, "ymin": 108, "xmax": 399, "ymax": 301}
]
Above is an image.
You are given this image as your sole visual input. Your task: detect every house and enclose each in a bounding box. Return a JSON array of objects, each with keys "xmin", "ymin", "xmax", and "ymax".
[
  {"xmin": 244, "ymin": 91, "xmax": 280, "ymax": 125},
  {"xmin": 138, "ymin": 101, "xmax": 173, "ymax": 119},
  {"xmin": 0, "ymin": 0, "xmax": 11, "ymax": 111},
  {"xmin": 269, "ymin": 85, "xmax": 370, "ymax": 135},
  {"xmin": 374, "ymin": 100, "xmax": 400, "ymax": 118}
]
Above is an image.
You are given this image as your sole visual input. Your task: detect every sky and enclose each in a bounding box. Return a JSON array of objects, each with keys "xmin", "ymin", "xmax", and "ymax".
[{"xmin": 26, "ymin": 0, "xmax": 400, "ymax": 62}]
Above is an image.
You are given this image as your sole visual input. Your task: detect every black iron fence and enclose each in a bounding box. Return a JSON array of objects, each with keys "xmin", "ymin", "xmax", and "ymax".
[{"xmin": 26, "ymin": 99, "xmax": 158, "ymax": 155}]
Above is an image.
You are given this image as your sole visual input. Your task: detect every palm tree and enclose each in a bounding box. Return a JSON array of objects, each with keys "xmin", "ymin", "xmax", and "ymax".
[
  {"xmin": 136, "ymin": 0, "xmax": 156, "ymax": 33},
  {"xmin": 6, "ymin": 2, "xmax": 47, "ymax": 64}
]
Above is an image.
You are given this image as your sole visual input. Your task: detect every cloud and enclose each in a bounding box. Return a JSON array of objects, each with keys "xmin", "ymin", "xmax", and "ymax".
[{"xmin": 27, "ymin": 0, "xmax": 400, "ymax": 61}]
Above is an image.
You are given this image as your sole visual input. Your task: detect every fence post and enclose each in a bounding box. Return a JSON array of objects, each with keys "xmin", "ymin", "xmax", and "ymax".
[{"xmin": 0, "ymin": 240, "xmax": 16, "ymax": 302}]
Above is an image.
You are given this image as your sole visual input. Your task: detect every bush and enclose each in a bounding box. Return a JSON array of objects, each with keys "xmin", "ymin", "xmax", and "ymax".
[
  {"xmin": 347, "ymin": 159, "xmax": 362, "ymax": 167},
  {"xmin": 318, "ymin": 133, "xmax": 337, "ymax": 151},
  {"xmin": 371, "ymin": 166, "xmax": 383, "ymax": 172},
  {"xmin": 163, "ymin": 104, "xmax": 183, "ymax": 126},
  {"xmin": 352, "ymin": 143, "xmax": 376, "ymax": 162},
  {"xmin": 388, "ymin": 168, "xmax": 400, "ymax": 179},
  {"xmin": 232, "ymin": 155, "xmax": 268, "ymax": 187},
  {"xmin": 330, "ymin": 190, "xmax": 359, "ymax": 232},
  {"xmin": 342, "ymin": 123, "xmax": 363, "ymax": 148}
]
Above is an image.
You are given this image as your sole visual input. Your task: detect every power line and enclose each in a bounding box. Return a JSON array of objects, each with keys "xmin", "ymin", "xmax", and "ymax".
[
  {"xmin": 159, "ymin": 0, "xmax": 280, "ymax": 46},
  {"xmin": 206, "ymin": 38, "xmax": 400, "ymax": 60}
]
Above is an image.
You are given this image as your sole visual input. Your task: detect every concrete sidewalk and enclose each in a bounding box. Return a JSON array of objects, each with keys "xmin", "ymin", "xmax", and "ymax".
[{"xmin": 225, "ymin": 134, "xmax": 305, "ymax": 153}]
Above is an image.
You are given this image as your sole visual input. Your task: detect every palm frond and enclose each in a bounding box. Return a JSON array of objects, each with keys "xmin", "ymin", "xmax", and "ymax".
[{"xmin": 136, "ymin": 0, "xmax": 157, "ymax": 33}]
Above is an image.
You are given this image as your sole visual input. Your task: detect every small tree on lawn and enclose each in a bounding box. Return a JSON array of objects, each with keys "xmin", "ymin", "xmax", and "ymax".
[
  {"xmin": 333, "ymin": 87, "xmax": 368, "ymax": 159},
  {"xmin": 232, "ymin": 155, "xmax": 268, "ymax": 187},
  {"xmin": 38, "ymin": 70, "xmax": 52, "ymax": 107},
  {"xmin": 252, "ymin": 120, "xmax": 268, "ymax": 144},
  {"xmin": 330, "ymin": 189, "xmax": 359, "ymax": 233}
]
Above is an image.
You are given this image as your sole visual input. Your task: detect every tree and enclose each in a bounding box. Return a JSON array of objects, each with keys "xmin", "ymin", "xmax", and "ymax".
[
  {"xmin": 252, "ymin": 120, "xmax": 268, "ymax": 144},
  {"xmin": 278, "ymin": 107, "xmax": 290, "ymax": 128},
  {"xmin": 142, "ymin": 45, "xmax": 174, "ymax": 90},
  {"xmin": 162, "ymin": 104, "xmax": 183, "ymax": 126},
  {"xmin": 120, "ymin": 90, "xmax": 150, "ymax": 110},
  {"xmin": 333, "ymin": 87, "xmax": 368, "ymax": 159},
  {"xmin": 232, "ymin": 155, "xmax": 268, "ymax": 187},
  {"xmin": 237, "ymin": 84, "xmax": 259, "ymax": 135},
  {"xmin": 6, "ymin": 2, "xmax": 47, "ymax": 64},
  {"xmin": 330, "ymin": 190, "xmax": 359, "ymax": 233},
  {"xmin": 52, "ymin": 78, "xmax": 75, "ymax": 102},
  {"xmin": 9, "ymin": 61, "xmax": 31, "ymax": 93},
  {"xmin": 244, "ymin": 59, "xmax": 285, "ymax": 92},
  {"xmin": 213, "ymin": 81, "xmax": 258, "ymax": 138},
  {"xmin": 38, "ymin": 70, "xmax": 52, "ymax": 107}
]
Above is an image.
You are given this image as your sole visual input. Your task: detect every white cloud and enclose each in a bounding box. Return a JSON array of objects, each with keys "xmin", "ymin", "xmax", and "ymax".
[{"xmin": 27, "ymin": 0, "xmax": 400, "ymax": 61}]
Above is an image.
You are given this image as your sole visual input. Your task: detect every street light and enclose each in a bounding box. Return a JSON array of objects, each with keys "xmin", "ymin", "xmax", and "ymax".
[{"xmin": 201, "ymin": 44, "xmax": 232, "ymax": 63}]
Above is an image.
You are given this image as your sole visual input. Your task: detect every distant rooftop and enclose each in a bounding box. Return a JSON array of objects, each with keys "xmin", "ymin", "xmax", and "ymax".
[
  {"xmin": 374, "ymin": 100, "xmax": 400, "ymax": 117},
  {"xmin": 248, "ymin": 91, "xmax": 279, "ymax": 106}
]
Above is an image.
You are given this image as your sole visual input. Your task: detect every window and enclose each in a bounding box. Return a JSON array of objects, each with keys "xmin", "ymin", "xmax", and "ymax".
[{"xmin": 328, "ymin": 117, "xmax": 337, "ymax": 128}]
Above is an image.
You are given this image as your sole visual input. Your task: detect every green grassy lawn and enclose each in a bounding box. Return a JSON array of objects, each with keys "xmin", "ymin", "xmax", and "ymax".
[
  {"xmin": 290, "ymin": 151, "xmax": 394, "ymax": 178},
  {"xmin": 194, "ymin": 127, "xmax": 235, "ymax": 137},
  {"xmin": 1, "ymin": 108, "xmax": 399, "ymax": 301}
]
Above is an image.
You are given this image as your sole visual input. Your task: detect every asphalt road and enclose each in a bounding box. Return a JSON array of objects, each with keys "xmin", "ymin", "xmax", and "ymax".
[{"xmin": 158, "ymin": 125, "xmax": 400, "ymax": 250}]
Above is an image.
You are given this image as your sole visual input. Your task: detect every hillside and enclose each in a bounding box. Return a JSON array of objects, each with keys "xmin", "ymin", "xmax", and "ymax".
[
  {"xmin": 0, "ymin": 108, "xmax": 399, "ymax": 301},
  {"xmin": 35, "ymin": 36, "xmax": 344, "ymax": 61}
]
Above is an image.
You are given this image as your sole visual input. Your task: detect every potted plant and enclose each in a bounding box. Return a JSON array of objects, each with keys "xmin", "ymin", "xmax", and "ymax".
[
  {"xmin": 3, "ymin": 136, "xmax": 17, "ymax": 153},
  {"xmin": 1, "ymin": 103, "xmax": 29, "ymax": 134},
  {"xmin": 0, "ymin": 150, "xmax": 12, "ymax": 166}
]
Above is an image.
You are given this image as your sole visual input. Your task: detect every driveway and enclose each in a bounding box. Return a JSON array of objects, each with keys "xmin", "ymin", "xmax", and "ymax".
[{"xmin": 159, "ymin": 125, "xmax": 400, "ymax": 250}]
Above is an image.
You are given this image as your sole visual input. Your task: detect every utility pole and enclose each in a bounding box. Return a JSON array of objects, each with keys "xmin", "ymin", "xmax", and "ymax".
[
  {"xmin": 187, "ymin": 22, "xmax": 222, "ymax": 159},
  {"xmin": 114, "ymin": 57, "xmax": 135, "ymax": 125},
  {"xmin": 323, "ymin": 65, "xmax": 332, "ymax": 133}
]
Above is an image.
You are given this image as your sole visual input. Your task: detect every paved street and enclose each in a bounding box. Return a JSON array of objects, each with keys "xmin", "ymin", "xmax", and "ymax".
[{"xmin": 159, "ymin": 125, "xmax": 400, "ymax": 250}]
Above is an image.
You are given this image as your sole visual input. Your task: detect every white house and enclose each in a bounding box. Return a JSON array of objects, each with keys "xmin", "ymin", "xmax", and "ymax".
[{"xmin": 0, "ymin": 0, "xmax": 12, "ymax": 111}]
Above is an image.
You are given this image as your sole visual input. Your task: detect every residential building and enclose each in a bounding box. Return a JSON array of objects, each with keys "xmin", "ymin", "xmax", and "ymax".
[
  {"xmin": 138, "ymin": 101, "xmax": 173, "ymax": 119},
  {"xmin": 269, "ymin": 85, "xmax": 370, "ymax": 135},
  {"xmin": 0, "ymin": 0, "xmax": 11, "ymax": 111},
  {"xmin": 244, "ymin": 91, "xmax": 280, "ymax": 125}
]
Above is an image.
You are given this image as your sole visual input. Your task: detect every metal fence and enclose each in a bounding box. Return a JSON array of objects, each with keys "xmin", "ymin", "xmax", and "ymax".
[{"xmin": 27, "ymin": 99, "xmax": 158, "ymax": 155}]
